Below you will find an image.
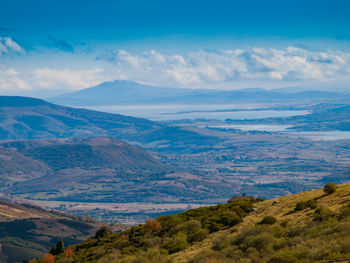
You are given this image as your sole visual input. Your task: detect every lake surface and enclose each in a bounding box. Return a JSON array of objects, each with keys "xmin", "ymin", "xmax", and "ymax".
[
  {"xmin": 287, "ymin": 131, "xmax": 350, "ymax": 141},
  {"xmin": 209, "ymin": 124, "xmax": 293, "ymax": 132},
  {"xmin": 82, "ymin": 104, "xmax": 310, "ymax": 121},
  {"xmin": 210, "ymin": 124, "xmax": 350, "ymax": 140}
]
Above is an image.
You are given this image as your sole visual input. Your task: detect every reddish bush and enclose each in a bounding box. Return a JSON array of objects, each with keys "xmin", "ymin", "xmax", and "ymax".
[
  {"xmin": 42, "ymin": 254, "xmax": 55, "ymax": 263},
  {"xmin": 145, "ymin": 219, "xmax": 162, "ymax": 233},
  {"xmin": 65, "ymin": 248, "xmax": 73, "ymax": 257},
  {"xmin": 121, "ymin": 233, "xmax": 129, "ymax": 241}
]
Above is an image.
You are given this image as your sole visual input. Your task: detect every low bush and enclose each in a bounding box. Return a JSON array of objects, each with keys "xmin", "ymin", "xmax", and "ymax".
[
  {"xmin": 94, "ymin": 225, "xmax": 112, "ymax": 239},
  {"xmin": 295, "ymin": 199, "xmax": 317, "ymax": 211},
  {"xmin": 313, "ymin": 207, "xmax": 334, "ymax": 222},
  {"xmin": 258, "ymin": 216, "xmax": 277, "ymax": 225},
  {"xmin": 323, "ymin": 182, "xmax": 336, "ymax": 195},
  {"xmin": 268, "ymin": 252, "xmax": 298, "ymax": 263}
]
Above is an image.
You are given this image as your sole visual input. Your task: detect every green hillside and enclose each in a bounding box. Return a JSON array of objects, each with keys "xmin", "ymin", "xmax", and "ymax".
[
  {"xmin": 0, "ymin": 137, "xmax": 193, "ymax": 204},
  {"xmin": 32, "ymin": 183, "xmax": 350, "ymax": 262},
  {"xmin": 0, "ymin": 96, "xmax": 220, "ymax": 152}
]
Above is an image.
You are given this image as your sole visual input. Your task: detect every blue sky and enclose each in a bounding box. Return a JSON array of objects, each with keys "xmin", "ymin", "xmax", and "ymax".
[{"xmin": 0, "ymin": 0, "xmax": 349, "ymax": 96}]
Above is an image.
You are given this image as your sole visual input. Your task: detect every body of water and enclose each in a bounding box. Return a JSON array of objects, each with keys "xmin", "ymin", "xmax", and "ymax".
[
  {"xmin": 210, "ymin": 124, "xmax": 350, "ymax": 141},
  {"xmin": 82, "ymin": 104, "xmax": 310, "ymax": 121},
  {"xmin": 287, "ymin": 131, "xmax": 350, "ymax": 141},
  {"xmin": 209, "ymin": 124, "xmax": 293, "ymax": 132}
]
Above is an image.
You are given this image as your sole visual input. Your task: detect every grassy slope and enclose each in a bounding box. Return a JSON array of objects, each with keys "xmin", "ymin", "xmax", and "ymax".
[
  {"xmin": 41, "ymin": 183, "xmax": 350, "ymax": 263},
  {"xmin": 32, "ymin": 184, "xmax": 350, "ymax": 263},
  {"xmin": 173, "ymin": 183, "xmax": 350, "ymax": 262}
]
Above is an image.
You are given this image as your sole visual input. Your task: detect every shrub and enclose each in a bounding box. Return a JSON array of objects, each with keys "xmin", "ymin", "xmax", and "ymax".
[
  {"xmin": 190, "ymin": 249, "xmax": 227, "ymax": 263},
  {"xmin": 295, "ymin": 200, "xmax": 317, "ymax": 211},
  {"xmin": 280, "ymin": 220, "xmax": 288, "ymax": 228},
  {"xmin": 306, "ymin": 199, "xmax": 317, "ymax": 209},
  {"xmin": 313, "ymin": 207, "xmax": 334, "ymax": 221},
  {"xmin": 339, "ymin": 204, "xmax": 350, "ymax": 219},
  {"xmin": 95, "ymin": 225, "xmax": 112, "ymax": 239},
  {"xmin": 294, "ymin": 201, "xmax": 306, "ymax": 211},
  {"xmin": 258, "ymin": 216, "xmax": 277, "ymax": 225},
  {"xmin": 132, "ymin": 248, "xmax": 170, "ymax": 263},
  {"xmin": 145, "ymin": 219, "xmax": 162, "ymax": 233},
  {"xmin": 323, "ymin": 182, "xmax": 336, "ymax": 195},
  {"xmin": 269, "ymin": 252, "xmax": 298, "ymax": 263},
  {"xmin": 219, "ymin": 211, "xmax": 243, "ymax": 227},
  {"xmin": 42, "ymin": 254, "xmax": 55, "ymax": 263},
  {"xmin": 64, "ymin": 248, "xmax": 73, "ymax": 257},
  {"xmin": 245, "ymin": 232, "xmax": 276, "ymax": 252},
  {"xmin": 144, "ymin": 236, "xmax": 162, "ymax": 248},
  {"xmin": 189, "ymin": 228, "xmax": 209, "ymax": 243},
  {"xmin": 162, "ymin": 232, "xmax": 189, "ymax": 253},
  {"xmin": 212, "ymin": 235, "xmax": 231, "ymax": 251}
]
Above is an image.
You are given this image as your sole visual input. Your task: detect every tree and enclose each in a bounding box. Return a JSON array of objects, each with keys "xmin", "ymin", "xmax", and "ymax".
[
  {"xmin": 49, "ymin": 240, "xmax": 65, "ymax": 255},
  {"xmin": 56, "ymin": 240, "xmax": 65, "ymax": 254},
  {"xmin": 94, "ymin": 225, "xmax": 112, "ymax": 239},
  {"xmin": 323, "ymin": 182, "xmax": 336, "ymax": 195}
]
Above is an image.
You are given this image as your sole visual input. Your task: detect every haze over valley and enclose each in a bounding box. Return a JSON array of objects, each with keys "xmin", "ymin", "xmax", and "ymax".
[{"xmin": 0, "ymin": 0, "xmax": 350, "ymax": 262}]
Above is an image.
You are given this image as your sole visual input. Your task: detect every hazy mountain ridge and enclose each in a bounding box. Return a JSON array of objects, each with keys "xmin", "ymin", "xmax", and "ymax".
[
  {"xmin": 0, "ymin": 96, "xmax": 220, "ymax": 152},
  {"xmin": 51, "ymin": 80, "xmax": 216, "ymax": 105},
  {"xmin": 50, "ymin": 80, "xmax": 350, "ymax": 106},
  {"xmin": 0, "ymin": 96, "xmax": 154, "ymax": 141}
]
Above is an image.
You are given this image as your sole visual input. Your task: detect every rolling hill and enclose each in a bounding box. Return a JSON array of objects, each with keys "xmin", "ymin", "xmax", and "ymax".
[
  {"xmin": 34, "ymin": 183, "xmax": 350, "ymax": 263},
  {"xmin": 0, "ymin": 198, "xmax": 108, "ymax": 263},
  {"xmin": 0, "ymin": 137, "xmax": 197, "ymax": 203},
  {"xmin": 0, "ymin": 137, "xmax": 231, "ymax": 206},
  {"xmin": 0, "ymin": 96, "xmax": 220, "ymax": 152}
]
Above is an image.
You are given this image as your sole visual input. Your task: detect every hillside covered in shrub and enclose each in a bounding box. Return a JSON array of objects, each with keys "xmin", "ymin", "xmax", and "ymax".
[{"xmin": 34, "ymin": 183, "xmax": 350, "ymax": 262}]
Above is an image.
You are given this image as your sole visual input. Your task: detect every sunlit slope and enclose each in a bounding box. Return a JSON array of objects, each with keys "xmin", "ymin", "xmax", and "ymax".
[
  {"xmin": 173, "ymin": 183, "xmax": 350, "ymax": 262},
  {"xmin": 0, "ymin": 199, "xmax": 104, "ymax": 263},
  {"xmin": 39, "ymin": 183, "xmax": 350, "ymax": 262}
]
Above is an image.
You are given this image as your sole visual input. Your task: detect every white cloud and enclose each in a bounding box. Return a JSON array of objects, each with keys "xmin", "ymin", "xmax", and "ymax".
[
  {"xmin": 33, "ymin": 67, "xmax": 110, "ymax": 90},
  {"xmin": 0, "ymin": 67, "xmax": 112, "ymax": 93},
  {"xmin": 0, "ymin": 37, "xmax": 25, "ymax": 55},
  {"xmin": 101, "ymin": 47, "xmax": 350, "ymax": 87},
  {"xmin": 0, "ymin": 68, "xmax": 32, "ymax": 91},
  {"xmin": 1, "ymin": 46, "xmax": 350, "ymax": 94}
]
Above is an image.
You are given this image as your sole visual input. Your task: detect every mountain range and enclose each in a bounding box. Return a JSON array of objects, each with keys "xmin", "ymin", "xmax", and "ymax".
[{"xmin": 50, "ymin": 80, "xmax": 350, "ymax": 106}]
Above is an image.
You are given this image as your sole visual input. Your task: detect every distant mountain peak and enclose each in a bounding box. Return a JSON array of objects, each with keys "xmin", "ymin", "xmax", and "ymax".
[{"xmin": 49, "ymin": 80, "xmax": 349, "ymax": 106}]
